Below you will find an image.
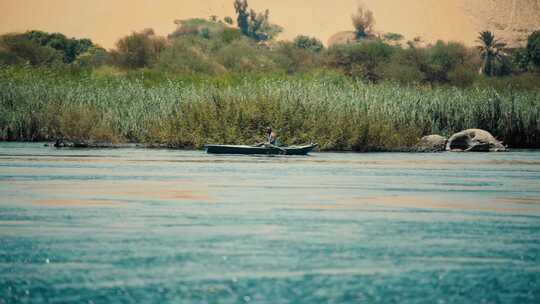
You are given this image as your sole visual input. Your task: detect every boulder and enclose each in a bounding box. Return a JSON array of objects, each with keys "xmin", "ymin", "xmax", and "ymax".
[
  {"xmin": 327, "ymin": 31, "xmax": 357, "ymax": 47},
  {"xmin": 416, "ymin": 134, "xmax": 447, "ymax": 152},
  {"xmin": 446, "ymin": 129, "xmax": 507, "ymax": 152}
]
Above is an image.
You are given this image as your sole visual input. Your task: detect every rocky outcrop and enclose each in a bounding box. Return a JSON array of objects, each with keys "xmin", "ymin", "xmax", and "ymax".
[
  {"xmin": 327, "ymin": 31, "xmax": 357, "ymax": 47},
  {"xmin": 446, "ymin": 129, "xmax": 507, "ymax": 152},
  {"xmin": 462, "ymin": 0, "xmax": 540, "ymax": 47},
  {"xmin": 416, "ymin": 135, "xmax": 448, "ymax": 152}
]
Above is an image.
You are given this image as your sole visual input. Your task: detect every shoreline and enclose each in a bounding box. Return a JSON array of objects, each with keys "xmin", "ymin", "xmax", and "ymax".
[{"xmin": 3, "ymin": 140, "xmax": 540, "ymax": 153}]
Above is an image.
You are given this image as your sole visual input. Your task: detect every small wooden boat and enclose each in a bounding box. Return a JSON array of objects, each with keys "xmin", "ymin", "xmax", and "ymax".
[{"xmin": 204, "ymin": 143, "xmax": 317, "ymax": 155}]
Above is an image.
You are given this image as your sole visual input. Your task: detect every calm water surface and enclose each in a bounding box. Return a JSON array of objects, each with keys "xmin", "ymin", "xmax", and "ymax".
[{"xmin": 1, "ymin": 142, "xmax": 539, "ymax": 303}]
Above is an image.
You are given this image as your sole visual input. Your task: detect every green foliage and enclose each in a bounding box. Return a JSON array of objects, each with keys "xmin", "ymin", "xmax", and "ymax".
[
  {"xmin": 169, "ymin": 18, "xmax": 228, "ymax": 39},
  {"xmin": 526, "ymin": 31, "xmax": 540, "ymax": 70},
  {"xmin": 217, "ymin": 28, "xmax": 243, "ymax": 44},
  {"xmin": 0, "ymin": 33, "xmax": 63, "ymax": 66},
  {"xmin": 214, "ymin": 39, "xmax": 273, "ymax": 73},
  {"xmin": 512, "ymin": 47, "xmax": 531, "ymax": 72},
  {"xmin": 477, "ymin": 31, "xmax": 507, "ymax": 77},
  {"xmin": 2, "ymin": 66, "xmax": 538, "ymax": 149},
  {"xmin": 155, "ymin": 38, "xmax": 225, "ymax": 75},
  {"xmin": 272, "ymin": 42, "xmax": 321, "ymax": 74},
  {"xmin": 75, "ymin": 46, "xmax": 110, "ymax": 68},
  {"xmin": 112, "ymin": 29, "xmax": 166, "ymax": 69},
  {"xmin": 20, "ymin": 30, "xmax": 93, "ymax": 63},
  {"xmin": 447, "ymin": 64, "xmax": 477, "ymax": 88},
  {"xmin": 326, "ymin": 40, "xmax": 395, "ymax": 82},
  {"xmin": 383, "ymin": 32, "xmax": 404, "ymax": 43},
  {"xmin": 293, "ymin": 35, "xmax": 324, "ymax": 52},
  {"xmin": 233, "ymin": 0, "xmax": 282, "ymax": 42},
  {"xmin": 424, "ymin": 41, "xmax": 469, "ymax": 83}
]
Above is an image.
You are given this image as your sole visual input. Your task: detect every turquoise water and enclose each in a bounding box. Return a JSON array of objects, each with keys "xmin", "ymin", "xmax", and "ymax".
[{"xmin": 1, "ymin": 142, "xmax": 539, "ymax": 303}]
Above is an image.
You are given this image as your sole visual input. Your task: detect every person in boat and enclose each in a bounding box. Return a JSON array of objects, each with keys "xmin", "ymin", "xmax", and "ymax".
[
  {"xmin": 255, "ymin": 127, "xmax": 279, "ymax": 147},
  {"xmin": 266, "ymin": 127, "xmax": 277, "ymax": 145}
]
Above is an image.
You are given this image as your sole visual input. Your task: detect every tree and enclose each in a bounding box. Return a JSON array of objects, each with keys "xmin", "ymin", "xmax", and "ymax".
[
  {"xmin": 425, "ymin": 41, "xmax": 469, "ymax": 83},
  {"xmin": 75, "ymin": 46, "xmax": 110, "ymax": 68},
  {"xmin": 351, "ymin": 5, "xmax": 375, "ymax": 39},
  {"xmin": 476, "ymin": 31, "xmax": 506, "ymax": 77},
  {"xmin": 326, "ymin": 40, "xmax": 395, "ymax": 82},
  {"xmin": 0, "ymin": 33, "xmax": 63, "ymax": 66},
  {"xmin": 293, "ymin": 35, "xmax": 323, "ymax": 52},
  {"xmin": 233, "ymin": 0, "xmax": 282, "ymax": 42},
  {"xmin": 113, "ymin": 29, "xmax": 166, "ymax": 69},
  {"xmin": 526, "ymin": 30, "xmax": 540, "ymax": 70},
  {"xmin": 21, "ymin": 30, "xmax": 93, "ymax": 63}
]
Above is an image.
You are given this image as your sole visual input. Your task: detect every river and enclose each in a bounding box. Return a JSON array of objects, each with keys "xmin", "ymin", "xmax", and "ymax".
[{"xmin": 1, "ymin": 142, "xmax": 539, "ymax": 303}]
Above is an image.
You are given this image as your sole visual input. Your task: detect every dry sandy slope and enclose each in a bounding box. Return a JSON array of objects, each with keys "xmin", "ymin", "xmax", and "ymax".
[{"xmin": 0, "ymin": 0, "xmax": 538, "ymax": 47}]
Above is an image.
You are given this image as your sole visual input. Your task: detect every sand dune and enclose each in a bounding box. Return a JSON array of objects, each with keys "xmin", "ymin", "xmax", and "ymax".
[{"xmin": 0, "ymin": 0, "xmax": 538, "ymax": 48}]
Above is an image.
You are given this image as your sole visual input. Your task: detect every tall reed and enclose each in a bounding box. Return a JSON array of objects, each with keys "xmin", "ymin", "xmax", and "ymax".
[{"xmin": 1, "ymin": 66, "xmax": 539, "ymax": 150}]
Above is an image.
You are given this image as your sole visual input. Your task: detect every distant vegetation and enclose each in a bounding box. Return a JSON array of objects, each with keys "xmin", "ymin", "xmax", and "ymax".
[
  {"xmin": 351, "ymin": 5, "xmax": 376, "ymax": 40},
  {"xmin": 0, "ymin": 0, "xmax": 539, "ymax": 149},
  {"xmin": 1, "ymin": 66, "xmax": 538, "ymax": 149}
]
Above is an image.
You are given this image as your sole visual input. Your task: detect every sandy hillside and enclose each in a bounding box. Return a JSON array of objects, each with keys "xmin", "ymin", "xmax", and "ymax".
[{"xmin": 0, "ymin": 0, "xmax": 538, "ymax": 48}]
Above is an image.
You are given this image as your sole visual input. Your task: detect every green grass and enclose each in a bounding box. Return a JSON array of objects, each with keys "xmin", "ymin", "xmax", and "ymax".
[{"xmin": 1, "ymin": 65, "xmax": 539, "ymax": 150}]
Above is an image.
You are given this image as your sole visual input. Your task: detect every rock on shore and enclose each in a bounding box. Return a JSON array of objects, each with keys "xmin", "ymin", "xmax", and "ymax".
[
  {"xmin": 416, "ymin": 135, "xmax": 448, "ymax": 152},
  {"xmin": 445, "ymin": 129, "xmax": 507, "ymax": 152}
]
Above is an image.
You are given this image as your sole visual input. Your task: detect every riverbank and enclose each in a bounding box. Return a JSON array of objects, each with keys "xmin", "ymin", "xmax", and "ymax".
[{"xmin": 1, "ymin": 66, "xmax": 539, "ymax": 151}]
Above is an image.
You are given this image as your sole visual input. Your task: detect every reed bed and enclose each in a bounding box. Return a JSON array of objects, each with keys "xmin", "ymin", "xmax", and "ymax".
[{"xmin": 1, "ymin": 66, "xmax": 539, "ymax": 150}]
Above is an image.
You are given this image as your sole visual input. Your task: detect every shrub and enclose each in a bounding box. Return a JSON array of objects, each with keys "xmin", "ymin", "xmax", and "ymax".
[
  {"xmin": 0, "ymin": 33, "xmax": 63, "ymax": 66},
  {"xmin": 526, "ymin": 31, "xmax": 540, "ymax": 70},
  {"xmin": 448, "ymin": 64, "xmax": 477, "ymax": 87},
  {"xmin": 272, "ymin": 41, "xmax": 320, "ymax": 74},
  {"xmin": 326, "ymin": 40, "xmax": 395, "ymax": 82},
  {"xmin": 293, "ymin": 35, "xmax": 324, "ymax": 52},
  {"xmin": 156, "ymin": 38, "xmax": 226, "ymax": 75},
  {"xmin": 112, "ymin": 29, "xmax": 166, "ymax": 69},
  {"xmin": 75, "ymin": 46, "xmax": 110, "ymax": 68},
  {"xmin": 424, "ymin": 41, "xmax": 469, "ymax": 83},
  {"xmin": 214, "ymin": 39, "xmax": 273, "ymax": 73},
  {"xmin": 21, "ymin": 30, "xmax": 93, "ymax": 63}
]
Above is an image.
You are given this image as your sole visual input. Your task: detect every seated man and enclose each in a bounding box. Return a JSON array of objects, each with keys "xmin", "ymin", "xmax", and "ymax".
[
  {"xmin": 254, "ymin": 127, "xmax": 279, "ymax": 147},
  {"xmin": 266, "ymin": 127, "xmax": 277, "ymax": 145}
]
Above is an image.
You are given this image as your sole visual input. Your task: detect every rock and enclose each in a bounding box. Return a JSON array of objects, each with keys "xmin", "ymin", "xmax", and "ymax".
[
  {"xmin": 416, "ymin": 134, "xmax": 447, "ymax": 152},
  {"xmin": 327, "ymin": 31, "xmax": 357, "ymax": 47},
  {"xmin": 446, "ymin": 129, "xmax": 507, "ymax": 152}
]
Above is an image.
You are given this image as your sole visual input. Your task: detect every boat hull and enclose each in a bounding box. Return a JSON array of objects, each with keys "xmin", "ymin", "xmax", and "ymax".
[{"xmin": 204, "ymin": 144, "xmax": 317, "ymax": 155}]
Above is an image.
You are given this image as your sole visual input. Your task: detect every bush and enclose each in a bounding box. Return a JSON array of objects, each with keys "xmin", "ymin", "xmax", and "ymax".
[
  {"xmin": 214, "ymin": 39, "xmax": 273, "ymax": 73},
  {"xmin": 326, "ymin": 40, "xmax": 395, "ymax": 82},
  {"xmin": 168, "ymin": 18, "xmax": 228, "ymax": 40},
  {"xmin": 112, "ymin": 29, "xmax": 166, "ymax": 69},
  {"xmin": 21, "ymin": 30, "xmax": 93, "ymax": 63},
  {"xmin": 75, "ymin": 46, "xmax": 110, "ymax": 68},
  {"xmin": 293, "ymin": 35, "xmax": 324, "ymax": 52},
  {"xmin": 424, "ymin": 41, "xmax": 469, "ymax": 83},
  {"xmin": 156, "ymin": 38, "xmax": 226, "ymax": 75},
  {"xmin": 0, "ymin": 33, "xmax": 63, "ymax": 66},
  {"xmin": 272, "ymin": 42, "xmax": 321, "ymax": 74},
  {"xmin": 526, "ymin": 31, "xmax": 540, "ymax": 70},
  {"xmin": 448, "ymin": 64, "xmax": 477, "ymax": 87}
]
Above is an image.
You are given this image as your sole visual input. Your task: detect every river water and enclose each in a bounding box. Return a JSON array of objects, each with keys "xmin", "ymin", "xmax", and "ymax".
[{"xmin": 0, "ymin": 142, "xmax": 539, "ymax": 303}]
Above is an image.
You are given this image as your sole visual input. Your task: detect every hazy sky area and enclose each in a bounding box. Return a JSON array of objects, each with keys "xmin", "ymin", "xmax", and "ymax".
[{"xmin": 0, "ymin": 0, "xmax": 480, "ymax": 49}]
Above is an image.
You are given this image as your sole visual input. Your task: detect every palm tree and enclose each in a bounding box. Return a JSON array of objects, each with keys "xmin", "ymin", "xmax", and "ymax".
[{"xmin": 477, "ymin": 31, "xmax": 506, "ymax": 76}]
